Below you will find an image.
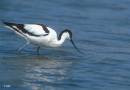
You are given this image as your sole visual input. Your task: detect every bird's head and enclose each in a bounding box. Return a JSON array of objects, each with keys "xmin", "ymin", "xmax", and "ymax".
[
  {"xmin": 62, "ymin": 29, "xmax": 72, "ymax": 40},
  {"xmin": 59, "ymin": 29, "xmax": 82, "ymax": 54}
]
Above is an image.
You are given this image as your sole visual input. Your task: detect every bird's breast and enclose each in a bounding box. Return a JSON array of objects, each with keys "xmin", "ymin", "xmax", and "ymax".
[{"xmin": 27, "ymin": 35, "xmax": 60, "ymax": 47}]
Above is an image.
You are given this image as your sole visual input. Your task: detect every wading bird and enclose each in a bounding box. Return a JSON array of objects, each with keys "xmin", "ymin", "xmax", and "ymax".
[{"xmin": 3, "ymin": 22, "xmax": 81, "ymax": 55}]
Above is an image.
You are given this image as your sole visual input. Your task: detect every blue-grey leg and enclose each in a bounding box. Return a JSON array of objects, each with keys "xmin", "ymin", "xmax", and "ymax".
[
  {"xmin": 17, "ymin": 42, "xmax": 30, "ymax": 52},
  {"xmin": 37, "ymin": 46, "xmax": 40, "ymax": 55}
]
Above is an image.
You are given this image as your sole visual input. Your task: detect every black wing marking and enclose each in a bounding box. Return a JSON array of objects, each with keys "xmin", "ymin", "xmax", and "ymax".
[
  {"xmin": 3, "ymin": 22, "xmax": 23, "ymax": 34},
  {"xmin": 37, "ymin": 24, "xmax": 49, "ymax": 33},
  {"xmin": 3, "ymin": 22, "xmax": 48, "ymax": 37}
]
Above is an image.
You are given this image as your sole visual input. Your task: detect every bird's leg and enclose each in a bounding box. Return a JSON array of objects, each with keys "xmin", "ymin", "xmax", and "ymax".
[
  {"xmin": 36, "ymin": 46, "xmax": 40, "ymax": 55},
  {"xmin": 17, "ymin": 42, "xmax": 30, "ymax": 52}
]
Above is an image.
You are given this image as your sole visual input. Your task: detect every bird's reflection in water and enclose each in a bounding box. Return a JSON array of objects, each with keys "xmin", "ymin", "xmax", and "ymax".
[{"xmin": 22, "ymin": 55, "xmax": 73, "ymax": 90}]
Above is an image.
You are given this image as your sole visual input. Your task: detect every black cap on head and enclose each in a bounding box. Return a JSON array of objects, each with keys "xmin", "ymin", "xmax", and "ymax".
[
  {"xmin": 58, "ymin": 29, "xmax": 72, "ymax": 40},
  {"xmin": 59, "ymin": 29, "xmax": 83, "ymax": 54},
  {"xmin": 64, "ymin": 29, "xmax": 83, "ymax": 54},
  {"xmin": 63, "ymin": 29, "xmax": 72, "ymax": 38}
]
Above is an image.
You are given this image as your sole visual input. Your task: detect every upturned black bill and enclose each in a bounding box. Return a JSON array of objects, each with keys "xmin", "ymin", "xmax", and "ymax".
[{"xmin": 70, "ymin": 39, "xmax": 83, "ymax": 54}]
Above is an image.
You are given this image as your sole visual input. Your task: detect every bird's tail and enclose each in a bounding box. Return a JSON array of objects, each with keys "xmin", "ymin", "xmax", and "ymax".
[
  {"xmin": 2, "ymin": 20, "xmax": 15, "ymax": 27},
  {"xmin": 1, "ymin": 20, "xmax": 23, "ymax": 35},
  {"xmin": 1, "ymin": 20, "xmax": 27, "ymax": 38}
]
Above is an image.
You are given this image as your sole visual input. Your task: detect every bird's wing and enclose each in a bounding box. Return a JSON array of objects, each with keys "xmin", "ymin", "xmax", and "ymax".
[
  {"xmin": 24, "ymin": 24, "xmax": 49, "ymax": 36},
  {"xmin": 3, "ymin": 22, "xmax": 49, "ymax": 36}
]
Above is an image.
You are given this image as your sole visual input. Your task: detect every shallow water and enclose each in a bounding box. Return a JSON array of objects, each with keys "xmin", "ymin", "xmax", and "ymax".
[{"xmin": 0, "ymin": 0, "xmax": 130, "ymax": 90}]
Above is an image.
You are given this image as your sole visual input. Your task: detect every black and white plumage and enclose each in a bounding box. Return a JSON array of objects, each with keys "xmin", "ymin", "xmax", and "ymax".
[{"xmin": 3, "ymin": 22, "xmax": 81, "ymax": 54}]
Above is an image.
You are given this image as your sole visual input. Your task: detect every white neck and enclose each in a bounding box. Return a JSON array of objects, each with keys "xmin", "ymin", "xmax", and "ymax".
[
  {"xmin": 57, "ymin": 34, "xmax": 68, "ymax": 45},
  {"xmin": 53, "ymin": 33, "xmax": 69, "ymax": 47}
]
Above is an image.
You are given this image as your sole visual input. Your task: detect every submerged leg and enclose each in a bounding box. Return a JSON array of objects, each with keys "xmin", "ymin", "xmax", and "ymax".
[
  {"xmin": 37, "ymin": 46, "xmax": 40, "ymax": 55},
  {"xmin": 17, "ymin": 42, "xmax": 30, "ymax": 52}
]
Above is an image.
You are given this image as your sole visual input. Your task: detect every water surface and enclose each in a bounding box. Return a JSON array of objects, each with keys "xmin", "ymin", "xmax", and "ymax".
[{"xmin": 0, "ymin": 0, "xmax": 130, "ymax": 90}]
